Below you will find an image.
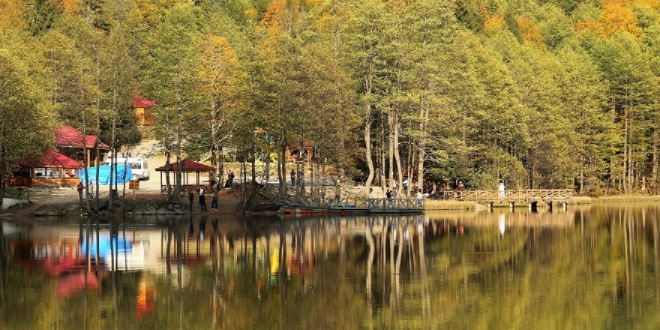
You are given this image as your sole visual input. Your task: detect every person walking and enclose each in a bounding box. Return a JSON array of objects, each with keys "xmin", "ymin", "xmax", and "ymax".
[
  {"xmin": 77, "ymin": 181, "xmax": 84, "ymax": 202},
  {"xmin": 199, "ymin": 186, "xmax": 208, "ymax": 212},
  {"xmin": 211, "ymin": 188, "xmax": 219, "ymax": 210}
]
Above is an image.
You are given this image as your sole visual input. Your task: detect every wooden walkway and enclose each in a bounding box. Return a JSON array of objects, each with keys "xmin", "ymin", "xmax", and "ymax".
[
  {"xmin": 453, "ymin": 189, "xmax": 574, "ymax": 202},
  {"xmin": 279, "ymin": 197, "xmax": 425, "ymax": 217}
]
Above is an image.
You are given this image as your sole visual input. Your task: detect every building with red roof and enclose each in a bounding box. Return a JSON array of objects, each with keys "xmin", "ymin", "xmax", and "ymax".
[
  {"xmin": 55, "ymin": 126, "xmax": 110, "ymax": 165},
  {"xmin": 11, "ymin": 126, "xmax": 111, "ymax": 187},
  {"xmin": 10, "ymin": 151, "xmax": 83, "ymax": 187},
  {"xmin": 133, "ymin": 97, "xmax": 156, "ymax": 126}
]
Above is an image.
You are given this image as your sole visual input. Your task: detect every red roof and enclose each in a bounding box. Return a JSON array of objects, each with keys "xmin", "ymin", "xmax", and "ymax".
[
  {"xmin": 133, "ymin": 98, "xmax": 156, "ymax": 108},
  {"xmin": 155, "ymin": 159, "xmax": 215, "ymax": 172},
  {"xmin": 20, "ymin": 151, "xmax": 83, "ymax": 169},
  {"xmin": 56, "ymin": 126, "xmax": 110, "ymax": 150}
]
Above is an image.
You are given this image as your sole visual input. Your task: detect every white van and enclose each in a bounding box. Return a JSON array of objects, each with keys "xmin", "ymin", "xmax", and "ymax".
[{"xmin": 113, "ymin": 157, "xmax": 150, "ymax": 180}]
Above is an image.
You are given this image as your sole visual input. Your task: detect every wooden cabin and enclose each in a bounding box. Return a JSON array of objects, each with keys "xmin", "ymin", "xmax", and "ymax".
[
  {"xmin": 56, "ymin": 126, "xmax": 110, "ymax": 165},
  {"xmin": 10, "ymin": 151, "xmax": 83, "ymax": 188},
  {"xmin": 286, "ymin": 141, "xmax": 314, "ymax": 163},
  {"xmin": 134, "ymin": 98, "xmax": 156, "ymax": 126}
]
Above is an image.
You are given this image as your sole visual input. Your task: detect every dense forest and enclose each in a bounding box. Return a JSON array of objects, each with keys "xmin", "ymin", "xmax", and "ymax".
[{"xmin": 0, "ymin": 0, "xmax": 659, "ymax": 197}]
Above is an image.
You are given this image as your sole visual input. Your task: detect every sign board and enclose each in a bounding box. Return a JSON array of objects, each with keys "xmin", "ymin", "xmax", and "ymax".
[{"xmin": 129, "ymin": 180, "xmax": 140, "ymax": 190}]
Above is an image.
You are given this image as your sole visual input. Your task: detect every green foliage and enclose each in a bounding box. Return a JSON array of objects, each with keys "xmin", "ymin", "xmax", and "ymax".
[
  {"xmin": 0, "ymin": 29, "xmax": 54, "ymax": 191},
  {"xmin": 23, "ymin": 0, "xmax": 63, "ymax": 36}
]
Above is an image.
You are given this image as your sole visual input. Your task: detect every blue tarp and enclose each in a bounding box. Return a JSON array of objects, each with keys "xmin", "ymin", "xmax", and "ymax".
[
  {"xmin": 81, "ymin": 236, "xmax": 132, "ymax": 258},
  {"xmin": 80, "ymin": 164, "xmax": 132, "ymax": 185}
]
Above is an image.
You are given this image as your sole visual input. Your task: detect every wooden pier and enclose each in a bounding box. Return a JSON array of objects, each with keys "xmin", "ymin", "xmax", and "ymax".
[
  {"xmin": 279, "ymin": 197, "xmax": 425, "ymax": 218},
  {"xmin": 365, "ymin": 198, "xmax": 425, "ymax": 214},
  {"xmin": 445, "ymin": 189, "xmax": 574, "ymax": 210}
]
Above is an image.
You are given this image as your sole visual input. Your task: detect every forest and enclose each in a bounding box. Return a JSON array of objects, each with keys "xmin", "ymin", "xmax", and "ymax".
[{"xmin": 0, "ymin": 0, "xmax": 659, "ymax": 197}]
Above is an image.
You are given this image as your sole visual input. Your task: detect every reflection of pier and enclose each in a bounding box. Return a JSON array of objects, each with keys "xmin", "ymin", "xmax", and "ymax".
[{"xmin": 425, "ymin": 208, "xmax": 577, "ymax": 227}]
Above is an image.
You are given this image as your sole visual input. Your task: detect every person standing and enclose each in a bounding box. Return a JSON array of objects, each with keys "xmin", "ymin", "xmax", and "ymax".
[
  {"xmin": 199, "ymin": 186, "xmax": 208, "ymax": 212},
  {"xmin": 290, "ymin": 169, "xmax": 296, "ymax": 187},
  {"xmin": 227, "ymin": 170, "xmax": 235, "ymax": 188},
  {"xmin": 211, "ymin": 188, "xmax": 219, "ymax": 210},
  {"xmin": 77, "ymin": 181, "xmax": 84, "ymax": 202},
  {"xmin": 498, "ymin": 181, "xmax": 506, "ymax": 200},
  {"xmin": 87, "ymin": 182, "xmax": 94, "ymax": 200},
  {"xmin": 188, "ymin": 190, "xmax": 194, "ymax": 212}
]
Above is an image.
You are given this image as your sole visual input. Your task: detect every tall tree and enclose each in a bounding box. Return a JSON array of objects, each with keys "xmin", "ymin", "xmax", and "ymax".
[
  {"xmin": 0, "ymin": 31, "xmax": 53, "ymax": 207},
  {"xmin": 143, "ymin": 2, "xmax": 204, "ymax": 198}
]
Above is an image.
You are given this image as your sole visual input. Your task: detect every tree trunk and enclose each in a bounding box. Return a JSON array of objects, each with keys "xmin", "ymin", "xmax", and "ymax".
[
  {"xmin": 278, "ymin": 131, "xmax": 287, "ymax": 201},
  {"xmin": 0, "ymin": 120, "xmax": 5, "ymax": 210},
  {"xmin": 379, "ymin": 123, "xmax": 387, "ymax": 195},
  {"xmin": 393, "ymin": 111, "xmax": 403, "ymax": 196},
  {"xmin": 388, "ymin": 112, "xmax": 394, "ymax": 192},
  {"xmin": 210, "ymin": 101, "xmax": 221, "ymax": 190},
  {"xmin": 652, "ymin": 128, "xmax": 658, "ymax": 194},
  {"xmin": 364, "ymin": 72, "xmax": 375, "ymax": 194},
  {"xmin": 417, "ymin": 100, "xmax": 429, "ymax": 196}
]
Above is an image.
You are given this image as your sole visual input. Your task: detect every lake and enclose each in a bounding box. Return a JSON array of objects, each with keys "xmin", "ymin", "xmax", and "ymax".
[{"xmin": 1, "ymin": 204, "xmax": 659, "ymax": 330}]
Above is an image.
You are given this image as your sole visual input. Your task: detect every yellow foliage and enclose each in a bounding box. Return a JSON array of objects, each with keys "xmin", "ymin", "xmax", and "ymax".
[
  {"xmin": 599, "ymin": 1, "xmax": 643, "ymax": 36},
  {"xmin": 633, "ymin": 0, "xmax": 659, "ymax": 9},
  {"xmin": 62, "ymin": 0, "xmax": 79, "ymax": 14},
  {"xmin": 484, "ymin": 14, "xmax": 505, "ymax": 32},
  {"xmin": 516, "ymin": 16, "xmax": 545, "ymax": 47},
  {"xmin": 304, "ymin": 0, "xmax": 325, "ymax": 8},
  {"xmin": 0, "ymin": 0, "xmax": 26, "ymax": 29},
  {"xmin": 261, "ymin": 0, "xmax": 288, "ymax": 36},
  {"xmin": 577, "ymin": 0, "xmax": 644, "ymax": 36},
  {"xmin": 199, "ymin": 34, "xmax": 241, "ymax": 97},
  {"xmin": 244, "ymin": 7, "xmax": 259, "ymax": 21},
  {"xmin": 260, "ymin": 0, "xmax": 309, "ymax": 37}
]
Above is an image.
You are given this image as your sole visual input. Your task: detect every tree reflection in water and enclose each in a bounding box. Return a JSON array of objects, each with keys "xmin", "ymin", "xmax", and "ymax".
[{"xmin": 2, "ymin": 205, "xmax": 660, "ymax": 329}]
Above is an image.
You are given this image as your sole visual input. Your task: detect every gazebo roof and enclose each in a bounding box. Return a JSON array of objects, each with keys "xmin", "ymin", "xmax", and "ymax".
[
  {"xmin": 20, "ymin": 151, "xmax": 83, "ymax": 169},
  {"xmin": 155, "ymin": 159, "xmax": 214, "ymax": 172}
]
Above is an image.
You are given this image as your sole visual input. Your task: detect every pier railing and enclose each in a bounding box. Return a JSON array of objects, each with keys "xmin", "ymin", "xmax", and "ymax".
[
  {"xmin": 365, "ymin": 198, "xmax": 425, "ymax": 210},
  {"xmin": 441, "ymin": 189, "xmax": 574, "ymax": 202}
]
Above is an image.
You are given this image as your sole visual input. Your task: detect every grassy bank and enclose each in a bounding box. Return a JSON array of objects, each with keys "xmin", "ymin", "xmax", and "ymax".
[
  {"xmin": 424, "ymin": 199, "xmax": 478, "ymax": 210},
  {"xmin": 591, "ymin": 195, "xmax": 660, "ymax": 203}
]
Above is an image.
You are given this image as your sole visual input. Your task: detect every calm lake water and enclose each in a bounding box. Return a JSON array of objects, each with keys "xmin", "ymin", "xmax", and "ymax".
[{"xmin": 1, "ymin": 204, "xmax": 660, "ymax": 330}]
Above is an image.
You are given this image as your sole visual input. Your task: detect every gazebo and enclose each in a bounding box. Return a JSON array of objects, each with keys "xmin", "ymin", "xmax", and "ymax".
[
  {"xmin": 11, "ymin": 151, "xmax": 83, "ymax": 187},
  {"xmin": 155, "ymin": 159, "xmax": 215, "ymax": 193}
]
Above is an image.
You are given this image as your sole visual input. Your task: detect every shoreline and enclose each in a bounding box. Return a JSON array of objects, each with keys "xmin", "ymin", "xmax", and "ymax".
[{"xmin": 3, "ymin": 190, "xmax": 660, "ymax": 221}]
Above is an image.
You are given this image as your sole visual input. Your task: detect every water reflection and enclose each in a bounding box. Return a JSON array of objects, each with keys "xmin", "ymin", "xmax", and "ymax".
[{"xmin": 1, "ymin": 205, "xmax": 660, "ymax": 329}]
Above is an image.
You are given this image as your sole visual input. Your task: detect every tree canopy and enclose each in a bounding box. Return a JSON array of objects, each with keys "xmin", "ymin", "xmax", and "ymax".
[{"xmin": 2, "ymin": 0, "xmax": 660, "ymax": 195}]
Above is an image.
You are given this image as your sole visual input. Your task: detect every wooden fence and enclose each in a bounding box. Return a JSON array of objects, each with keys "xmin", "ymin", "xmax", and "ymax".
[{"xmin": 439, "ymin": 189, "xmax": 574, "ymax": 203}]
